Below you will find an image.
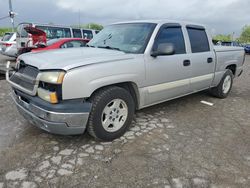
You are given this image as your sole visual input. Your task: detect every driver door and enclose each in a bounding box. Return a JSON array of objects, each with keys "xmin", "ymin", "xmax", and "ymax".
[{"xmin": 144, "ymin": 25, "xmax": 192, "ymax": 105}]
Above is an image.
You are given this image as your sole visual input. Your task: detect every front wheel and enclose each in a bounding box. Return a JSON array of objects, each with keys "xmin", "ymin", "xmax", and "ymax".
[
  {"xmin": 87, "ymin": 86, "xmax": 135, "ymax": 141},
  {"xmin": 210, "ymin": 69, "xmax": 234, "ymax": 98}
]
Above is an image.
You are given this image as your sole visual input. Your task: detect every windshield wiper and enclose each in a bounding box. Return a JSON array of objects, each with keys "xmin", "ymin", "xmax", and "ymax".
[{"xmin": 97, "ymin": 45, "xmax": 121, "ymax": 51}]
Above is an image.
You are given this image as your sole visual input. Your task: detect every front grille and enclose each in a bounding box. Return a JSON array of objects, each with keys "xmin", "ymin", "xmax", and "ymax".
[{"xmin": 9, "ymin": 61, "xmax": 39, "ymax": 93}]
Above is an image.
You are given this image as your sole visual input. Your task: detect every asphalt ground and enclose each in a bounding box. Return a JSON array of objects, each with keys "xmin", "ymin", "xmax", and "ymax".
[{"xmin": 0, "ymin": 54, "xmax": 249, "ymax": 188}]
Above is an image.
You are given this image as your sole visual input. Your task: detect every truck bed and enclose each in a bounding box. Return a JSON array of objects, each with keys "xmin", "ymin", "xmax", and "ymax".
[
  {"xmin": 214, "ymin": 46, "xmax": 244, "ymax": 52},
  {"xmin": 212, "ymin": 45, "xmax": 245, "ymax": 86}
]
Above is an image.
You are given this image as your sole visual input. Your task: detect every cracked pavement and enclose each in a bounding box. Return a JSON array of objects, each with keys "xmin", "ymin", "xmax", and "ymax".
[{"xmin": 0, "ymin": 54, "xmax": 249, "ymax": 188}]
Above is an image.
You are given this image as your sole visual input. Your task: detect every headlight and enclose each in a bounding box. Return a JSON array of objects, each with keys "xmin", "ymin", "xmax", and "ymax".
[
  {"xmin": 37, "ymin": 70, "xmax": 65, "ymax": 104},
  {"xmin": 39, "ymin": 71, "xmax": 65, "ymax": 84}
]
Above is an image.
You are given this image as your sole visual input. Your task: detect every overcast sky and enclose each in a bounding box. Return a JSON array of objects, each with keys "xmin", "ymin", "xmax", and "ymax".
[{"xmin": 0, "ymin": 0, "xmax": 249, "ymax": 36}]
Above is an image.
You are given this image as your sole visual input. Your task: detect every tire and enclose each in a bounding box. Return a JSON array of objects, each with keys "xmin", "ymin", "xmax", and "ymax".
[
  {"xmin": 210, "ymin": 69, "xmax": 234, "ymax": 99},
  {"xmin": 87, "ymin": 86, "xmax": 135, "ymax": 141}
]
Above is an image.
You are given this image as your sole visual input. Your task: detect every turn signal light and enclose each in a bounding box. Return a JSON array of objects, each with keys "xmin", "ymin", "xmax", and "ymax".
[{"xmin": 50, "ymin": 92, "xmax": 58, "ymax": 104}]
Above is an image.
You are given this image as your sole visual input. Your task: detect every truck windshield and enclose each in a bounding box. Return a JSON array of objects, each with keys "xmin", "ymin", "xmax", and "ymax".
[{"xmin": 88, "ymin": 23, "xmax": 156, "ymax": 54}]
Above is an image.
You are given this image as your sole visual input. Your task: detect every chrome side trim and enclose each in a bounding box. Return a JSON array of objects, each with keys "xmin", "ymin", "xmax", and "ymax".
[
  {"xmin": 190, "ymin": 73, "xmax": 214, "ymax": 84},
  {"xmin": 147, "ymin": 78, "xmax": 189, "ymax": 94},
  {"xmin": 147, "ymin": 73, "xmax": 215, "ymax": 94},
  {"xmin": 140, "ymin": 87, "xmax": 210, "ymax": 109}
]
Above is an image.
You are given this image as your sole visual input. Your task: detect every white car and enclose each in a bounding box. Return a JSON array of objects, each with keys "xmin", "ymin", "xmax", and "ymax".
[{"xmin": 0, "ymin": 32, "xmax": 17, "ymax": 57}]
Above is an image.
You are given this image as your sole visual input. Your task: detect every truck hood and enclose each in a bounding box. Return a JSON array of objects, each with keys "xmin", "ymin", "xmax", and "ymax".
[{"xmin": 18, "ymin": 47, "xmax": 134, "ymax": 71}]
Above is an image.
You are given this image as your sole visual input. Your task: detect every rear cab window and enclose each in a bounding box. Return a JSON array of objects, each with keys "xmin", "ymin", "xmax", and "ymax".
[
  {"xmin": 186, "ymin": 26, "xmax": 210, "ymax": 53},
  {"xmin": 154, "ymin": 25, "xmax": 186, "ymax": 54}
]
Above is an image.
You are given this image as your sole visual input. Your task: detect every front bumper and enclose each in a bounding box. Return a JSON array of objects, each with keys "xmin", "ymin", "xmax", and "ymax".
[{"xmin": 11, "ymin": 90, "xmax": 91, "ymax": 135}]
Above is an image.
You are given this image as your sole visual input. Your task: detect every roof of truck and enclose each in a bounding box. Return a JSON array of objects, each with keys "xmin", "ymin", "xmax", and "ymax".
[{"xmin": 113, "ymin": 19, "xmax": 206, "ymax": 27}]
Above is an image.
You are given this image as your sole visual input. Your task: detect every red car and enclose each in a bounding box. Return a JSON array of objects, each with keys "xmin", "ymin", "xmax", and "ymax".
[{"xmin": 31, "ymin": 38, "xmax": 90, "ymax": 52}]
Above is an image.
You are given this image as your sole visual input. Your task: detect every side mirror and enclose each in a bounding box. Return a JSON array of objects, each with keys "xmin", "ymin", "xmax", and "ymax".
[{"xmin": 151, "ymin": 43, "xmax": 175, "ymax": 57}]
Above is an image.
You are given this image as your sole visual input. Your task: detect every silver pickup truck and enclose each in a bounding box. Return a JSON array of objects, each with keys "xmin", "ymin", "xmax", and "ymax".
[{"xmin": 6, "ymin": 20, "xmax": 245, "ymax": 141}]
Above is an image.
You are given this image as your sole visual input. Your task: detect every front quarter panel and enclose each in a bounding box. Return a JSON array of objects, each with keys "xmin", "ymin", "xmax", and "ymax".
[{"xmin": 62, "ymin": 55, "xmax": 145, "ymax": 100}]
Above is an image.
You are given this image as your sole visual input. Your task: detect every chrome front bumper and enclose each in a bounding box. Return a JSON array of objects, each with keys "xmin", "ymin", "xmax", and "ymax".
[{"xmin": 11, "ymin": 91, "xmax": 91, "ymax": 135}]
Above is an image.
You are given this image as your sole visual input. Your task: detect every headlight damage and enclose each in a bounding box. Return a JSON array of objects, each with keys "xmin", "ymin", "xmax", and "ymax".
[{"xmin": 38, "ymin": 71, "xmax": 65, "ymax": 104}]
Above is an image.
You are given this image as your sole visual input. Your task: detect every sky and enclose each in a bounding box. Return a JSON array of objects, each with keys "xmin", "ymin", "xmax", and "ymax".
[{"xmin": 0, "ymin": 0, "xmax": 249, "ymax": 37}]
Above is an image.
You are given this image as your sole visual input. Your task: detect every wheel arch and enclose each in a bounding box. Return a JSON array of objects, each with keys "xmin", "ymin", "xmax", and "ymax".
[
  {"xmin": 226, "ymin": 64, "xmax": 237, "ymax": 75},
  {"xmin": 88, "ymin": 82, "xmax": 140, "ymax": 110}
]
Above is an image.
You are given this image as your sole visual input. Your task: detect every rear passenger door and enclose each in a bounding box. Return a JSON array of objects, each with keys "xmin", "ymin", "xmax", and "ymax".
[{"xmin": 186, "ymin": 26, "xmax": 216, "ymax": 91}]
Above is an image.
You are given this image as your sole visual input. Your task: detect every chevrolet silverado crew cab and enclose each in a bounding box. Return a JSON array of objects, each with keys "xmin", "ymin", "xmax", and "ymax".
[{"xmin": 6, "ymin": 20, "xmax": 245, "ymax": 141}]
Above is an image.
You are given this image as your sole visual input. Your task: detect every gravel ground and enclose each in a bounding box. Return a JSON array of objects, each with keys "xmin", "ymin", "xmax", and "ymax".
[{"xmin": 0, "ymin": 54, "xmax": 249, "ymax": 188}]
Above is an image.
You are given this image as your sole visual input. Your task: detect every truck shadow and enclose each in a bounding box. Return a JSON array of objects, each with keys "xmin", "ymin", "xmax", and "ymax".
[{"xmin": 17, "ymin": 89, "xmax": 213, "ymax": 143}]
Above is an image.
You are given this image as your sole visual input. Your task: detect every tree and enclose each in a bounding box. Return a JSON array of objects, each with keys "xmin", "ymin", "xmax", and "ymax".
[
  {"xmin": 213, "ymin": 34, "xmax": 231, "ymax": 42},
  {"xmin": 0, "ymin": 27, "xmax": 13, "ymax": 36},
  {"xmin": 84, "ymin": 23, "xmax": 103, "ymax": 30},
  {"xmin": 72, "ymin": 23, "xmax": 103, "ymax": 30},
  {"xmin": 238, "ymin": 25, "xmax": 250, "ymax": 43}
]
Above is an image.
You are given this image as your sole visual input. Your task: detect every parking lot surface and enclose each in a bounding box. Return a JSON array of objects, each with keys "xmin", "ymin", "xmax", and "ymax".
[{"xmin": 0, "ymin": 54, "xmax": 249, "ymax": 188}]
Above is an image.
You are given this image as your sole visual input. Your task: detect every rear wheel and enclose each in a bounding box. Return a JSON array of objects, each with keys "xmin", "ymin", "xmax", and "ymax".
[
  {"xmin": 87, "ymin": 86, "xmax": 135, "ymax": 141},
  {"xmin": 210, "ymin": 69, "xmax": 234, "ymax": 98}
]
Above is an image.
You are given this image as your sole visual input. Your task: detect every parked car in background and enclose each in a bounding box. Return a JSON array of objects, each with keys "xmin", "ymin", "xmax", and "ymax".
[
  {"xmin": 31, "ymin": 38, "xmax": 89, "ymax": 53},
  {"xmin": 244, "ymin": 44, "xmax": 250, "ymax": 54},
  {"xmin": 0, "ymin": 32, "xmax": 17, "ymax": 57},
  {"xmin": 17, "ymin": 23, "xmax": 99, "ymax": 54},
  {"xmin": 220, "ymin": 41, "xmax": 241, "ymax": 47},
  {"xmin": 6, "ymin": 20, "xmax": 245, "ymax": 141}
]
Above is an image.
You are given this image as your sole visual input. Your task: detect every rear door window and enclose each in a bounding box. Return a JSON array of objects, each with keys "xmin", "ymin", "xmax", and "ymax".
[{"xmin": 187, "ymin": 27, "xmax": 210, "ymax": 53}]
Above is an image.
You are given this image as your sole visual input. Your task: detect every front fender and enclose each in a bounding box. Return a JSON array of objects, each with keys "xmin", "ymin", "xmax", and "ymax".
[{"xmin": 62, "ymin": 57, "xmax": 145, "ymax": 100}]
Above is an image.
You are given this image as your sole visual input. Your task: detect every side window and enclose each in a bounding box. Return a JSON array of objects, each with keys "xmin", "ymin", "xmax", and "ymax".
[
  {"xmin": 155, "ymin": 27, "xmax": 186, "ymax": 54},
  {"xmin": 70, "ymin": 40, "xmax": 87, "ymax": 47},
  {"xmin": 82, "ymin": 30, "xmax": 93, "ymax": 39},
  {"xmin": 72, "ymin": 29, "xmax": 82, "ymax": 38},
  {"xmin": 187, "ymin": 27, "xmax": 210, "ymax": 53},
  {"xmin": 61, "ymin": 41, "xmax": 73, "ymax": 48},
  {"xmin": 36, "ymin": 26, "xmax": 71, "ymax": 39},
  {"xmin": 61, "ymin": 40, "xmax": 86, "ymax": 48}
]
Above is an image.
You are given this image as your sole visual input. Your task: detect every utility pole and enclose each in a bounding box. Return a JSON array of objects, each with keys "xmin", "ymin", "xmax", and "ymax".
[
  {"xmin": 9, "ymin": 0, "xmax": 15, "ymax": 31},
  {"xmin": 78, "ymin": 9, "xmax": 81, "ymax": 28},
  {"xmin": 232, "ymin": 32, "xmax": 235, "ymax": 41}
]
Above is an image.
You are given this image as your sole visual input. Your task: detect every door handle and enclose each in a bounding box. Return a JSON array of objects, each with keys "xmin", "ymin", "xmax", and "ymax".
[
  {"xmin": 183, "ymin": 60, "xmax": 191, "ymax": 66},
  {"xmin": 207, "ymin": 57, "xmax": 213, "ymax": 63}
]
